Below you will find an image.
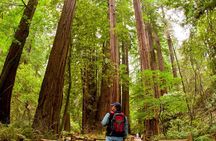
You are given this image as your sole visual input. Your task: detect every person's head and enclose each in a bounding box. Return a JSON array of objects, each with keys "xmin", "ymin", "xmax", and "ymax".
[{"xmin": 111, "ymin": 102, "xmax": 121, "ymax": 112}]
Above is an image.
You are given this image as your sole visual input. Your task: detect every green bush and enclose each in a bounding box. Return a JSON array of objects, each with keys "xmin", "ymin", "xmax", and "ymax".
[
  {"xmin": 0, "ymin": 124, "xmax": 23, "ymax": 140},
  {"xmin": 195, "ymin": 135, "xmax": 213, "ymax": 141}
]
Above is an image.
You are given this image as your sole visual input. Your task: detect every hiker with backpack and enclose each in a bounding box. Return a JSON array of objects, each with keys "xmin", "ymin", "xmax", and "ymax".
[{"xmin": 101, "ymin": 102, "xmax": 128, "ymax": 141}]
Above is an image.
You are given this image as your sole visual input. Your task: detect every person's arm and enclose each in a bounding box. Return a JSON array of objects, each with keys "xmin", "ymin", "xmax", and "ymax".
[{"xmin": 101, "ymin": 113, "xmax": 110, "ymax": 126}]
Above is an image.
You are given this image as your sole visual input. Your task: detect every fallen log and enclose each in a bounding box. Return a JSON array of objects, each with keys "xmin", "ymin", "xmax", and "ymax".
[
  {"xmin": 159, "ymin": 140, "xmax": 188, "ymax": 141},
  {"xmin": 70, "ymin": 135, "xmax": 105, "ymax": 141}
]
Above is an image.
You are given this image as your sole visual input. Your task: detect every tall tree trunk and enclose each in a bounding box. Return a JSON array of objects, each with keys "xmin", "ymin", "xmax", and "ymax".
[
  {"xmin": 81, "ymin": 56, "xmax": 97, "ymax": 133},
  {"xmin": 96, "ymin": 0, "xmax": 119, "ymax": 126},
  {"xmin": 166, "ymin": 32, "xmax": 178, "ymax": 78},
  {"xmin": 153, "ymin": 31, "xmax": 169, "ymax": 134},
  {"xmin": 60, "ymin": 44, "xmax": 72, "ymax": 132},
  {"xmin": 109, "ymin": 0, "xmax": 120, "ymax": 103},
  {"xmin": 173, "ymin": 47, "xmax": 186, "ymax": 93},
  {"xmin": 133, "ymin": 0, "xmax": 150, "ymax": 71},
  {"xmin": 153, "ymin": 32, "xmax": 167, "ymax": 95},
  {"xmin": 64, "ymin": 113, "xmax": 71, "ymax": 131},
  {"xmin": 146, "ymin": 24, "xmax": 160, "ymax": 135},
  {"xmin": 121, "ymin": 41, "xmax": 130, "ymax": 131},
  {"xmin": 32, "ymin": 0, "xmax": 76, "ymax": 134},
  {"xmin": 0, "ymin": 0, "xmax": 38, "ymax": 124},
  {"xmin": 153, "ymin": 32, "xmax": 164, "ymax": 72},
  {"xmin": 133, "ymin": 0, "xmax": 155, "ymax": 141},
  {"xmin": 161, "ymin": 7, "xmax": 177, "ymax": 78},
  {"xmin": 96, "ymin": 43, "xmax": 111, "ymax": 124}
]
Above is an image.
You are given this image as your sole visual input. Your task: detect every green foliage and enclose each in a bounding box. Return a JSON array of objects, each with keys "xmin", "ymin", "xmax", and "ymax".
[
  {"xmin": 11, "ymin": 63, "xmax": 42, "ymax": 122},
  {"xmin": 130, "ymin": 68, "xmax": 182, "ymax": 133},
  {"xmin": 195, "ymin": 135, "xmax": 213, "ymax": 141},
  {"xmin": 0, "ymin": 124, "xmax": 23, "ymax": 140},
  {"xmin": 0, "ymin": 120, "xmax": 37, "ymax": 140},
  {"xmin": 160, "ymin": 92, "xmax": 187, "ymax": 115},
  {"xmin": 14, "ymin": 64, "xmax": 41, "ymax": 103}
]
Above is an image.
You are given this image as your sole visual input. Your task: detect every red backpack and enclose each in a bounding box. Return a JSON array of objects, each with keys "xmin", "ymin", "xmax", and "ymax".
[{"xmin": 110, "ymin": 112, "xmax": 125, "ymax": 136}]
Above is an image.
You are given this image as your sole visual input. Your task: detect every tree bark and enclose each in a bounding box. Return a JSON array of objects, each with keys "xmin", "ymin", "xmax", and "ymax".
[
  {"xmin": 96, "ymin": 0, "xmax": 120, "ymax": 125},
  {"xmin": 133, "ymin": 0, "xmax": 160, "ymax": 140},
  {"xmin": 0, "ymin": 0, "xmax": 38, "ymax": 124},
  {"xmin": 121, "ymin": 41, "xmax": 130, "ymax": 131},
  {"xmin": 133, "ymin": 0, "xmax": 150, "ymax": 71},
  {"xmin": 166, "ymin": 32, "xmax": 178, "ymax": 78},
  {"xmin": 153, "ymin": 31, "xmax": 169, "ymax": 134},
  {"xmin": 153, "ymin": 32, "xmax": 167, "ymax": 95},
  {"xmin": 60, "ymin": 44, "xmax": 72, "ymax": 132},
  {"xmin": 109, "ymin": 0, "xmax": 120, "ymax": 103},
  {"xmin": 146, "ymin": 23, "xmax": 160, "ymax": 136},
  {"xmin": 81, "ymin": 57, "xmax": 97, "ymax": 133},
  {"xmin": 64, "ymin": 113, "xmax": 71, "ymax": 132},
  {"xmin": 153, "ymin": 32, "xmax": 165, "ymax": 72},
  {"xmin": 133, "ymin": 0, "xmax": 151, "ymax": 140},
  {"xmin": 32, "ymin": 0, "xmax": 76, "ymax": 134},
  {"xmin": 96, "ymin": 42, "xmax": 111, "ymax": 124}
]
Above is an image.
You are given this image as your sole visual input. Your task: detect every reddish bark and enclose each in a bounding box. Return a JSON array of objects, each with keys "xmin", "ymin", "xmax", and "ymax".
[
  {"xmin": 133, "ymin": 0, "xmax": 160, "ymax": 139},
  {"xmin": 82, "ymin": 61, "xmax": 97, "ymax": 133},
  {"xmin": 32, "ymin": 0, "xmax": 76, "ymax": 134},
  {"xmin": 153, "ymin": 32, "xmax": 167, "ymax": 95},
  {"xmin": 145, "ymin": 24, "xmax": 160, "ymax": 135},
  {"xmin": 109, "ymin": 0, "xmax": 120, "ymax": 103},
  {"xmin": 133, "ymin": 0, "xmax": 150, "ymax": 71},
  {"xmin": 60, "ymin": 45, "xmax": 72, "ymax": 132},
  {"xmin": 121, "ymin": 41, "xmax": 130, "ymax": 132},
  {"xmin": 121, "ymin": 42, "xmax": 129, "ymax": 117},
  {"xmin": 153, "ymin": 32, "xmax": 165, "ymax": 72},
  {"xmin": 96, "ymin": 0, "xmax": 120, "ymax": 125},
  {"xmin": 63, "ymin": 113, "xmax": 71, "ymax": 132},
  {"xmin": 96, "ymin": 43, "xmax": 111, "ymax": 122}
]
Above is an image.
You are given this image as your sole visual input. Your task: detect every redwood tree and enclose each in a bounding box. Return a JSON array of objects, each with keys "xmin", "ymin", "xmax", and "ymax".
[
  {"xmin": 96, "ymin": 43, "xmax": 112, "ymax": 123},
  {"xmin": 96, "ymin": 0, "xmax": 120, "ymax": 123},
  {"xmin": 153, "ymin": 32, "xmax": 167, "ymax": 95},
  {"xmin": 121, "ymin": 41, "xmax": 130, "ymax": 132},
  {"xmin": 133, "ymin": 0, "xmax": 159, "ymax": 139},
  {"xmin": 133, "ymin": 0, "xmax": 150, "ymax": 71},
  {"xmin": 121, "ymin": 41, "xmax": 129, "ymax": 118},
  {"xmin": 60, "ymin": 44, "xmax": 72, "ymax": 132},
  {"xmin": 166, "ymin": 31, "xmax": 178, "ymax": 78},
  {"xmin": 109, "ymin": 0, "xmax": 120, "ymax": 103},
  {"xmin": 81, "ymin": 56, "xmax": 97, "ymax": 133},
  {"xmin": 153, "ymin": 32, "xmax": 165, "ymax": 72},
  {"xmin": 146, "ymin": 24, "xmax": 160, "ymax": 135},
  {"xmin": 0, "ymin": 0, "xmax": 38, "ymax": 124},
  {"xmin": 32, "ymin": 0, "xmax": 76, "ymax": 134}
]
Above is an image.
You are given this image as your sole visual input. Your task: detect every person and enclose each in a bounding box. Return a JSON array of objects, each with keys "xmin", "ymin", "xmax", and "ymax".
[{"xmin": 101, "ymin": 102, "xmax": 128, "ymax": 141}]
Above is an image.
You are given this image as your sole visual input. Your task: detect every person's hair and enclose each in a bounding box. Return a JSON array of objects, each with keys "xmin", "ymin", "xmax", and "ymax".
[{"xmin": 115, "ymin": 105, "xmax": 121, "ymax": 112}]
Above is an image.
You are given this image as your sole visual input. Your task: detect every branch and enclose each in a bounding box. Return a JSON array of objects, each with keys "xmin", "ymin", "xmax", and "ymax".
[{"xmin": 21, "ymin": 0, "xmax": 27, "ymax": 7}]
